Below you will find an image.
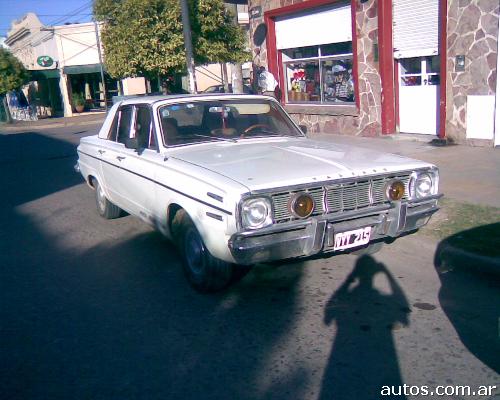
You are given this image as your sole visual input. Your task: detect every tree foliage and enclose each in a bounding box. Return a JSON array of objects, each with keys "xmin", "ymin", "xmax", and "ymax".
[
  {"xmin": 94, "ymin": 0, "xmax": 249, "ymax": 79},
  {"xmin": 0, "ymin": 48, "xmax": 29, "ymax": 95}
]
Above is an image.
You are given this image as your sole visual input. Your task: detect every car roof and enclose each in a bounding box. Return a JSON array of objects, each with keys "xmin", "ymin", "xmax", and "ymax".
[{"xmin": 118, "ymin": 93, "xmax": 270, "ymax": 106}]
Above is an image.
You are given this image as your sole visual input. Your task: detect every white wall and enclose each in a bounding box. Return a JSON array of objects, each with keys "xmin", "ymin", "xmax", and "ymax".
[
  {"xmin": 122, "ymin": 77, "xmax": 147, "ymax": 95},
  {"xmin": 54, "ymin": 22, "xmax": 101, "ymax": 68}
]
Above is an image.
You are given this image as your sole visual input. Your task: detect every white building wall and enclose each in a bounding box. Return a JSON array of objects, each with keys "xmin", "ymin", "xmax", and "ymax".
[{"xmin": 53, "ymin": 23, "xmax": 101, "ymax": 68}]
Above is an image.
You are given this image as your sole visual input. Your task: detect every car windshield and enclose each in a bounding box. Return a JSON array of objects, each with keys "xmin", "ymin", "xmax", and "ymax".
[{"xmin": 158, "ymin": 99, "xmax": 303, "ymax": 146}]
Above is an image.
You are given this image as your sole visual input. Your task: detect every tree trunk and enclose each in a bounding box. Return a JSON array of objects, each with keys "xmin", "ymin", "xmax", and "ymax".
[{"xmin": 228, "ymin": 4, "xmax": 244, "ymax": 94}]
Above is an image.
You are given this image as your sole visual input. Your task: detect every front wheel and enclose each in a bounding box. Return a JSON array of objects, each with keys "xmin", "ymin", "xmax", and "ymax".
[{"xmin": 173, "ymin": 211, "xmax": 235, "ymax": 292}]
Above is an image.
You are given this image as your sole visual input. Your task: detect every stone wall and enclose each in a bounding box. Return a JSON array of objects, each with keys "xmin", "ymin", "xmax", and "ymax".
[
  {"xmin": 446, "ymin": 0, "xmax": 499, "ymax": 143},
  {"xmin": 248, "ymin": 0, "xmax": 383, "ymax": 137}
]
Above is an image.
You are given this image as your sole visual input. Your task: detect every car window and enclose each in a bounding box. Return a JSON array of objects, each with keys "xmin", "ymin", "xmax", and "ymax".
[
  {"xmin": 117, "ymin": 106, "xmax": 133, "ymax": 145},
  {"xmin": 107, "ymin": 111, "xmax": 119, "ymax": 140},
  {"xmin": 135, "ymin": 106, "xmax": 156, "ymax": 150},
  {"xmin": 159, "ymin": 99, "xmax": 303, "ymax": 147}
]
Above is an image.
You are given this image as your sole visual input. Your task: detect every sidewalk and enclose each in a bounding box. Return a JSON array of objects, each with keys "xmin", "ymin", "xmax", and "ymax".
[
  {"xmin": 0, "ymin": 112, "xmax": 106, "ymax": 133},
  {"xmin": 310, "ymin": 132, "xmax": 500, "ymax": 208}
]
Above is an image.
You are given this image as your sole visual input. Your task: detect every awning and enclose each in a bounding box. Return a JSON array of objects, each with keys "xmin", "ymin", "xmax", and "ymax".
[
  {"xmin": 63, "ymin": 64, "xmax": 103, "ymax": 75},
  {"xmin": 31, "ymin": 69, "xmax": 60, "ymax": 80}
]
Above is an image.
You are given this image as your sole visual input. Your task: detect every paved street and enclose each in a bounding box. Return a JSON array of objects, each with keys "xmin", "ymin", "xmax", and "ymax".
[{"xmin": 0, "ymin": 122, "xmax": 498, "ymax": 400}]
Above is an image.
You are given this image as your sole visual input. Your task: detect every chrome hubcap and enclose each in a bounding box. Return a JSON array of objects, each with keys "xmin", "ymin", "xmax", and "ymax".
[{"xmin": 97, "ymin": 185, "xmax": 106, "ymax": 212}]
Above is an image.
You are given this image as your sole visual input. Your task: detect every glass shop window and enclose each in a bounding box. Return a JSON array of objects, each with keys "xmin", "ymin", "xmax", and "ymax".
[{"xmin": 281, "ymin": 41, "xmax": 355, "ymax": 104}]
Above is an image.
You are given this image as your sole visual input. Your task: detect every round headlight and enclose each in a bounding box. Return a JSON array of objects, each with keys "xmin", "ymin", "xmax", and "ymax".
[
  {"xmin": 289, "ymin": 193, "xmax": 315, "ymax": 218},
  {"xmin": 416, "ymin": 173, "xmax": 433, "ymax": 198},
  {"xmin": 386, "ymin": 180, "xmax": 406, "ymax": 201},
  {"xmin": 241, "ymin": 197, "xmax": 272, "ymax": 229}
]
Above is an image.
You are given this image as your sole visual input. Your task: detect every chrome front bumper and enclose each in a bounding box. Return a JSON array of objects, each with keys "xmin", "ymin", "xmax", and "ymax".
[{"xmin": 228, "ymin": 195, "xmax": 441, "ymax": 265}]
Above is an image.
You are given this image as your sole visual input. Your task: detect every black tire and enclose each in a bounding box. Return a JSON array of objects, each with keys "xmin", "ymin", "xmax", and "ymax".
[
  {"xmin": 352, "ymin": 241, "xmax": 383, "ymax": 256},
  {"xmin": 94, "ymin": 179, "xmax": 122, "ymax": 219},
  {"xmin": 172, "ymin": 210, "xmax": 234, "ymax": 292}
]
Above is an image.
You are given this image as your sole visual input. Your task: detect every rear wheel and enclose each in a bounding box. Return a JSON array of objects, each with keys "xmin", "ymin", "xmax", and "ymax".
[
  {"xmin": 172, "ymin": 210, "xmax": 235, "ymax": 292},
  {"xmin": 94, "ymin": 179, "xmax": 122, "ymax": 219}
]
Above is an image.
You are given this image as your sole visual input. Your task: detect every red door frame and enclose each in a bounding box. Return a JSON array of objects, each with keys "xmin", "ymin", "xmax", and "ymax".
[
  {"xmin": 438, "ymin": 0, "xmax": 447, "ymax": 139},
  {"xmin": 378, "ymin": 0, "xmax": 396, "ymax": 134},
  {"xmin": 264, "ymin": 0, "xmax": 360, "ymax": 109}
]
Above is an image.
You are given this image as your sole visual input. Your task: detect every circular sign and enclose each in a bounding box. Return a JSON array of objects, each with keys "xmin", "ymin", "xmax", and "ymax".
[
  {"xmin": 37, "ymin": 56, "xmax": 54, "ymax": 67},
  {"xmin": 253, "ymin": 23, "xmax": 267, "ymax": 47}
]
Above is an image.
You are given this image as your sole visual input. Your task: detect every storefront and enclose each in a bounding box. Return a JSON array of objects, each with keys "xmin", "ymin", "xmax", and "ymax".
[
  {"xmin": 275, "ymin": 3, "xmax": 355, "ymax": 105},
  {"xmin": 253, "ymin": 0, "xmax": 379, "ymax": 136},
  {"xmin": 30, "ymin": 69, "xmax": 64, "ymax": 117},
  {"xmin": 63, "ymin": 64, "xmax": 119, "ymax": 111},
  {"xmin": 249, "ymin": 0, "xmax": 499, "ymax": 146}
]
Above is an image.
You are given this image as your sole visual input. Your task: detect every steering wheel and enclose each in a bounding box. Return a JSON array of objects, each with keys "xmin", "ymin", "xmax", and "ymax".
[{"xmin": 242, "ymin": 124, "xmax": 272, "ymax": 135}]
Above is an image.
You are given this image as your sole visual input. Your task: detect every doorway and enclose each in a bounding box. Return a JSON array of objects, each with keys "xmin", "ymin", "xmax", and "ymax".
[{"xmin": 398, "ymin": 56, "xmax": 440, "ymax": 135}]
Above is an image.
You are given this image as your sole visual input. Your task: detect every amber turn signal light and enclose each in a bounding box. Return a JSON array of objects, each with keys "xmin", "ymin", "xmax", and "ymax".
[
  {"xmin": 289, "ymin": 193, "xmax": 315, "ymax": 218},
  {"xmin": 386, "ymin": 180, "xmax": 405, "ymax": 201}
]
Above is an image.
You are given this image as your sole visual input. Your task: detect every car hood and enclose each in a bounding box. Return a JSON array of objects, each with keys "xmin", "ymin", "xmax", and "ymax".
[{"xmin": 169, "ymin": 137, "xmax": 431, "ymax": 192}]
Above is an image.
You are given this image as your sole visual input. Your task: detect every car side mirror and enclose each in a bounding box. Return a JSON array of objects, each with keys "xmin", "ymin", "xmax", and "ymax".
[
  {"xmin": 299, "ymin": 125, "xmax": 308, "ymax": 134},
  {"xmin": 125, "ymin": 137, "xmax": 139, "ymax": 150}
]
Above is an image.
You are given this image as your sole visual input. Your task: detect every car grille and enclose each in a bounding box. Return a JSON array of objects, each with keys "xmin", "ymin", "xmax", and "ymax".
[{"xmin": 270, "ymin": 174, "xmax": 411, "ymax": 223}]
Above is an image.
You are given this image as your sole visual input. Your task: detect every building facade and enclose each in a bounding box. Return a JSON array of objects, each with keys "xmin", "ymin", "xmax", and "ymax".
[
  {"xmin": 248, "ymin": 0, "xmax": 499, "ymax": 146},
  {"xmin": 5, "ymin": 13, "xmax": 119, "ymax": 118}
]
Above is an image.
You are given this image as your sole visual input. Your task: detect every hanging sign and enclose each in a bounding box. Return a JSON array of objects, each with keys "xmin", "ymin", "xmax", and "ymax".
[
  {"xmin": 250, "ymin": 6, "xmax": 262, "ymax": 19},
  {"xmin": 37, "ymin": 56, "xmax": 54, "ymax": 67}
]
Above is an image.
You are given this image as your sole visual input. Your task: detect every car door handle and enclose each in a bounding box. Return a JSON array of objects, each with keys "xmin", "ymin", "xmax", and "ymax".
[
  {"xmin": 116, "ymin": 156, "xmax": 126, "ymax": 161},
  {"xmin": 98, "ymin": 150, "xmax": 105, "ymax": 155}
]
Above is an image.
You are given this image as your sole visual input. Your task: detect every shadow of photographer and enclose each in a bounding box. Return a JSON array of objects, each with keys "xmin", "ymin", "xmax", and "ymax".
[{"xmin": 318, "ymin": 255, "xmax": 411, "ymax": 400}]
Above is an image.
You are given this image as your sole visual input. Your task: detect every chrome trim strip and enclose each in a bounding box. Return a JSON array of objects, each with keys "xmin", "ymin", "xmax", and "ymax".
[
  {"xmin": 235, "ymin": 203, "xmax": 392, "ymax": 238},
  {"xmin": 77, "ymin": 150, "xmax": 233, "ymax": 215},
  {"xmin": 249, "ymin": 168, "xmax": 433, "ymax": 195},
  {"xmin": 207, "ymin": 192, "xmax": 224, "ymax": 202},
  {"xmin": 407, "ymin": 193, "xmax": 443, "ymax": 205},
  {"xmin": 206, "ymin": 212, "xmax": 223, "ymax": 221}
]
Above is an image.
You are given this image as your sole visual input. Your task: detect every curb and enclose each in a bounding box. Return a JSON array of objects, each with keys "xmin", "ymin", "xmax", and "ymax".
[{"xmin": 0, "ymin": 118, "xmax": 104, "ymax": 133}]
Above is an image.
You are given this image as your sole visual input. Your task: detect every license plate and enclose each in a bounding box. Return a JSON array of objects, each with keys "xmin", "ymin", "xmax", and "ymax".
[{"xmin": 333, "ymin": 227, "xmax": 372, "ymax": 251}]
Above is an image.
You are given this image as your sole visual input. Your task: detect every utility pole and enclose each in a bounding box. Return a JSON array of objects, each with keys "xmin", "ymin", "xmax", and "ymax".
[
  {"xmin": 180, "ymin": 0, "xmax": 198, "ymax": 94},
  {"xmin": 94, "ymin": 20, "xmax": 107, "ymax": 111}
]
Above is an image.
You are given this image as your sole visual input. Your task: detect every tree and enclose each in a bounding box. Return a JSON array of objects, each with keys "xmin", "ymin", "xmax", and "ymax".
[
  {"xmin": 94, "ymin": 0, "xmax": 249, "ymax": 80},
  {"xmin": 0, "ymin": 48, "xmax": 29, "ymax": 122}
]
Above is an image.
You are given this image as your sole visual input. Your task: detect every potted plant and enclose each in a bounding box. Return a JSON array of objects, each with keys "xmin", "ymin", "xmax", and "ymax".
[{"xmin": 73, "ymin": 92, "xmax": 85, "ymax": 113}]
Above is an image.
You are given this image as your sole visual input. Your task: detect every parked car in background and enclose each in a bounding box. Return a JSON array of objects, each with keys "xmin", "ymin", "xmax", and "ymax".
[
  {"xmin": 202, "ymin": 84, "xmax": 254, "ymax": 94},
  {"xmin": 75, "ymin": 94, "xmax": 441, "ymax": 292}
]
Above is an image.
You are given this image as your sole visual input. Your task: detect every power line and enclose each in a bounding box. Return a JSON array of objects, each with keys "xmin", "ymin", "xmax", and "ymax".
[{"xmin": 48, "ymin": 1, "xmax": 93, "ymax": 26}]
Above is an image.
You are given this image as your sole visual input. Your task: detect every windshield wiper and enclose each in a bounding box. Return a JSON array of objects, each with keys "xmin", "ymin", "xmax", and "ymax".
[
  {"xmin": 194, "ymin": 134, "xmax": 238, "ymax": 143},
  {"xmin": 244, "ymin": 130, "xmax": 288, "ymax": 137}
]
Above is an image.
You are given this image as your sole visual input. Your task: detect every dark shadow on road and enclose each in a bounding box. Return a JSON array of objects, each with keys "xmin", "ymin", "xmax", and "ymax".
[
  {"xmin": 434, "ymin": 226, "xmax": 500, "ymax": 374},
  {"xmin": 318, "ymin": 255, "xmax": 410, "ymax": 400},
  {"xmin": 0, "ymin": 131, "xmax": 306, "ymax": 400}
]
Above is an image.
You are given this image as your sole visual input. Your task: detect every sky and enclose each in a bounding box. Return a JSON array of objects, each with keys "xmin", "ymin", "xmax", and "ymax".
[{"xmin": 0, "ymin": 0, "xmax": 94, "ymax": 39}]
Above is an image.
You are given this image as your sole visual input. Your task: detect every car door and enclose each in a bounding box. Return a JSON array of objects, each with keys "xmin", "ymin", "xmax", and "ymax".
[
  {"xmin": 114, "ymin": 105, "xmax": 160, "ymax": 222},
  {"xmin": 98, "ymin": 104, "xmax": 135, "ymax": 212}
]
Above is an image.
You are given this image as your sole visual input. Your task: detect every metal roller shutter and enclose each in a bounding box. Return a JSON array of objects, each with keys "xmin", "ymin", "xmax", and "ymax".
[
  {"xmin": 393, "ymin": 0, "xmax": 439, "ymax": 59},
  {"xmin": 275, "ymin": 3, "xmax": 352, "ymax": 50}
]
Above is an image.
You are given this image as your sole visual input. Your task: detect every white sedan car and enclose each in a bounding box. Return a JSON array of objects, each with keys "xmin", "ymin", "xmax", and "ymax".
[{"xmin": 76, "ymin": 94, "xmax": 441, "ymax": 291}]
